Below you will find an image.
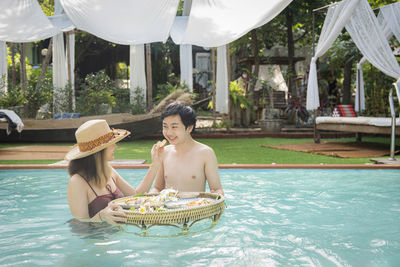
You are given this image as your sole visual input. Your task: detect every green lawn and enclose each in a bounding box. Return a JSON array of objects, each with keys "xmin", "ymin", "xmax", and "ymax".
[{"xmin": 0, "ymin": 136, "xmax": 397, "ymax": 165}]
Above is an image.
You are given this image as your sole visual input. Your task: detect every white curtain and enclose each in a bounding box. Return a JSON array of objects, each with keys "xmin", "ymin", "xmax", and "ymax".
[
  {"xmin": 216, "ymin": 45, "xmax": 228, "ymax": 114},
  {"xmin": 346, "ymin": 0, "xmax": 400, "ymax": 108},
  {"xmin": 306, "ymin": 0, "xmax": 360, "ymax": 110},
  {"xmin": 171, "ymin": 0, "xmax": 292, "ymax": 47},
  {"xmin": 60, "ymin": 0, "xmax": 179, "ymax": 45},
  {"xmin": 0, "ymin": 0, "xmax": 61, "ymax": 42},
  {"xmin": 355, "ymin": 10, "xmax": 394, "ymax": 112},
  {"xmin": 179, "ymin": 0, "xmax": 193, "ymax": 92},
  {"xmin": 130, "ymin": 45, "xmax": 147, "ymax": 105},
  {"xmin": 0, "ymin": 41, "xmax": 7, "ymax": 94},
  {"xmin": 48, "ymin": 13, "xmax": 75, "ymax": 32},
  {"xmin": 67, "ymin": 33, "xmax": 75, "ymax": 110},
  {"xmin": 380, "ymin": 3, "xmax": 400, "ymax": 43},
  {"xmin": 52, "ymin": 0, "xmax": 69, "ymax": 113},
  {"xmin": 52, "ymin": 34, "xmax": 68, "ymax": 113},
  {"xmin": 379, "ymin": 2, "xmax": 400, "ymax": 107},
  {"xmin": 355, "ymin": 60, "xmax": 366, "ymax": 112},
  {"xmin": 180, "ymin": 45, "xmax": 193, "ymax": 92}
]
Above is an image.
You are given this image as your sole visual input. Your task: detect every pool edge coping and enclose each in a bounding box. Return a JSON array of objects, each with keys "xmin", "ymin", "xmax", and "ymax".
[{"xmin": 1, "ymin": 164, "xmax": 400, "ymax": 169}]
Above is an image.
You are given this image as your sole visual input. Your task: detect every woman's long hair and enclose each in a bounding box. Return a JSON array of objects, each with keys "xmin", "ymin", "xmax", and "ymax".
[{"xmin": 68, "ymin": 149, "xmax": 112, "ymax": 188}]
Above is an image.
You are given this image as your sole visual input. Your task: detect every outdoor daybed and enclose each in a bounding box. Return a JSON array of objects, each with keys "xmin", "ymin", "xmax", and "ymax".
[{"xmin": 314, "ymin": 116, "xmax": 400, "ymax": 143}]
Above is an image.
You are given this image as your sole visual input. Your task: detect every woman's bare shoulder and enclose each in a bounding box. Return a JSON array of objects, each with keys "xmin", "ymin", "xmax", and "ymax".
[{"xmin": 69, "ymin": 173, "xmax": 86, "ymax": 185}]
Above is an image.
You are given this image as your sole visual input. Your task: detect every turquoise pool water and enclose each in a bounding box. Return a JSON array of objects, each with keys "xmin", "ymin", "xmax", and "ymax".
[{"xmin": 0, "ymin": 169, "xmax": 399, "ymax": 266}]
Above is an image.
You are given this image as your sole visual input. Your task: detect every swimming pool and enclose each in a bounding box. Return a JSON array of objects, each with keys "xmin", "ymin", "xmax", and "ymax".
[{"xmin": 0, "ymin": 169, "xmax": 399, "ymax": 266}]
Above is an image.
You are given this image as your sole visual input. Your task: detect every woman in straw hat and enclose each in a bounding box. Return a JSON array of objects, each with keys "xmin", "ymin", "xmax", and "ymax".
[{"xmin": 65, "ymin": 119, "xmax": 163, "ymax": 225}]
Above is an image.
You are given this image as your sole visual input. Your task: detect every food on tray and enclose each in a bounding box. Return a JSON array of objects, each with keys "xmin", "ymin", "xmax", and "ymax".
[
  {"xmin": 186, "ymin": 198, "xmax": 214, "ymax": 206},
  {"xmin": 160, "ymin": 139, "xmax": 167, "ymax": 148},
  {"xmin": 164, "ymin": 197, "xmax": 214, "ymax": 209},
  {"xmin": 113, "ymin": 189, "xmax": 217, "ymax": 214}
]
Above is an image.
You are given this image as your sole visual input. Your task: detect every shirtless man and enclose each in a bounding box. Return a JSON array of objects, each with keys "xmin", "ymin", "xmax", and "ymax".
[{"xmin": 150, "ymin": 102, "xmax": 224, "ymax": 195}]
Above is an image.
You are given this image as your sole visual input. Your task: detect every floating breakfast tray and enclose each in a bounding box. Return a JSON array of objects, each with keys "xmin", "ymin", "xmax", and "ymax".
[{"xmin": 112, "ymin": 192, "xmax": 225, "ymax": 232}]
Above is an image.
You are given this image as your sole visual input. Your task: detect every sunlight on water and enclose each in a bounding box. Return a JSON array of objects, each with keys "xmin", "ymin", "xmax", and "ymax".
[{"xmin": 0, "ymin": 169, "xmax": 399, "ymax": 266}]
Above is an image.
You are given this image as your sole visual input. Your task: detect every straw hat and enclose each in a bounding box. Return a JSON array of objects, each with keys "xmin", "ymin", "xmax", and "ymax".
[{"xmin": 65, "ymin": 119, "xmax": 130, "ymax": 161}]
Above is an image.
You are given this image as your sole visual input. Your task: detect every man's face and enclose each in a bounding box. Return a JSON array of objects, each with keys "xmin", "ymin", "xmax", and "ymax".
[{"xmin": 162, "ymin": 115, "xmax": 192, "ymax": 145}]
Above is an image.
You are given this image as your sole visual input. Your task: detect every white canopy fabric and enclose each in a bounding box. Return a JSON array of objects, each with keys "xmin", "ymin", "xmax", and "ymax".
[
  {"xmin": 0, "ymin": 0, "xmax": 61, "ymax": 42},
  {"xmin": 307, "ymin": 0, "xmax": 400, "ymax": 111},
  {"xmin": 52, "ymin": 0, "xmax": 69, "ymax": 113},
  {"xmin": 380, "ymin": 3, "xmax": 400, "ymax": 44},
  {"xmin": 306, "ymin": 0, "xmax": 360, "ymax": 110},
  {"xmin": 130, "ymin": 44, "xmax": 147, "ymax": 104},
  {"xmin": 48, "ymin": 13, "xmax": 75, "ymax": 32},
  {"xmin": 355, "ymin": 60, "xmax": 366, "ymax": 112},
  {"xmin": 0, "ymin": 41, "xmax": 6, "ymax": 94},
  {"xmin": 67, "ymin": 33, "xmax": 76, "ymax": 110},
  {"xmin": 379, "ymin": 2, "xmax": 400, "ymax": 108},
  {"xmin": 52, "ymin": 33, "xmax": 68, "ymax": 113},
  {"xmin": 179, "ymin": 0, "xmax": 193, "ymax": 92},
  {"xmin": 355, "ymin": 10, "xmax": 394, "ymax": 112},
  {"xmin": 171, "ymin": 0, "xmax": 293, "ymax": 47},
  {"xmin": 346, "ymin": 0, "xmax": 400, "ymax": 107},
  {"xmin": 216, "ymin": 45, "xmax": 228, "ymax": 114},
  {"xmin": 180, "ymin": 44, "xmax": 193, "ymax": 92},
  {"xmin": 60, "ymin": 0, "xmax": 179, "ymax": 45}
]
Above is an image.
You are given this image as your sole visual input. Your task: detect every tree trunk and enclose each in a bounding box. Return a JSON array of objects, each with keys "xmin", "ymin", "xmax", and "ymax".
[
  {"xmin": 19, "ymin": 43, "xmax": 27, "ymax": 93},
  {"xmin": 145, "ymin": 43, "xmax": 153, "ymax": 111},
  {"xmin": 286, "ymin": 8, "xmax": 297, "ymax": 97},
  {"xmin": 19, "ymin": 43, "xmax": 28, "ymax": 117},
  {"xmin": 250, "ymin": 29, "xmax": 259, "ymax": 95},
  {"xmin": 249, "ymin": 29, "xmax": 260, "ymax": 124},
  {"xmin": 36, "ymin": 38, "xmax": 53, "ymax": 89},
  {"xmin": 11, "ymin": 43, "xmax": 16, "ymax": 88},
  {"xmin": 343, "ymin": 60, "xmax": 352, "ymax": 105}
]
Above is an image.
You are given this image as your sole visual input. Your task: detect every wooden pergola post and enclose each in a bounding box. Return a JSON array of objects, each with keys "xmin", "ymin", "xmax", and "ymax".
[
  {"xmin": 226, "ymin": 43, "xmax": 231, "ymax": 131},
  {"xmin": 145, "ymin": 43, "xmax": 153, "ymax": 111},
  {"xmin": 65, "ymin": 31, "xmax": 73, "ymax": 111},
  {"xmin": 211, "ymin": 48, "xmax": 216, "ymax": 125}
]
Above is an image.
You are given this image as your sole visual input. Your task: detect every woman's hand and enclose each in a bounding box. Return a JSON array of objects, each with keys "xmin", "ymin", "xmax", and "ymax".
[{"xmin": 99, "ymin": 203, "xmax": 127, "ymax": 225}]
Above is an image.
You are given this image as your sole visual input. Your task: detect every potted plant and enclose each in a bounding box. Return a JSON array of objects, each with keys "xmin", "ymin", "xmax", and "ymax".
[
  {"xmin": 259, "ymin": 81, "xmax": 283, "ymax": 132},
  {"xmin": 229, "ymin": 80, "xmax": 252, "ymax": 127}
]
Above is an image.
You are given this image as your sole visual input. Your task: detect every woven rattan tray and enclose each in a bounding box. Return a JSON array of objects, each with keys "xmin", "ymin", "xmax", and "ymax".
[{"xmin": 114, "ymin": 192, "xmax": 225, "ymax": 231}]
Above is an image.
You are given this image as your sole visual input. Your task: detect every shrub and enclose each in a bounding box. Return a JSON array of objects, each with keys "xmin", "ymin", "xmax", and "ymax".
[
  {"xmin": 24, "ymin": 76, "xmax": 53, "ymax": 118},
  {"xmin": 76, "ymin": 70, "xmax": 116, "ymax": 116},
  {"xmin": 112, "ymin": 86, "xmax": 146, "ymax": 115}
]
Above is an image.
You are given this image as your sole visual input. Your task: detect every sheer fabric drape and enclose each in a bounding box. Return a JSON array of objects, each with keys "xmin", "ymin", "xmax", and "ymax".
[
  {"xmin": 0, "ymin": 0, "xmax": 61, "ymax": 42},
  {"xmin": 180, "ymin": 45, "xmax": 193, "ymax": 92},
  {"xmin": 346, "ymin": 0, "xmax": 400, "ymax": 108},
  {"xmin": 170, "ymin": 0, "xmax": 293, "ymax": 47},
  {"xmin": 60, "ymin": 0, "xmax": 179, "ymax": 45},
  {"xmin": 355, "ymin": 10, "xmax": 395, "ymax": 112},
  {"xmin": 216, "ymin": 46, "xmax": 228, "ymax": 114},
  {"xmin": 52, "ymin": 0, "xmax": 69, "ymax": 113},
  {"xmin": 0, "ymin": 41, "xmax": 7, "ymax": 94},
  {"xmin": 380, "ymin": 3, "xmax": 400, "ymax": 44},
  {"xmin": 306, "ymin": 0, "xmax": 360, "ymax": 110},
  {"xmin": 130, "ymin": 45, "xmax": 146, "ymax": 105},
  {"xmin": 179, "ymin": 0, "xmax": 193, "ymax": 92}
]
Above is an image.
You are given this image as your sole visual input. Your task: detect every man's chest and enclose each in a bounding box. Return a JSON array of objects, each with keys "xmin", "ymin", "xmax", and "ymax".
[{"xmin": 163, "ymin": 156, "xmax": 205, "ymax": 180}]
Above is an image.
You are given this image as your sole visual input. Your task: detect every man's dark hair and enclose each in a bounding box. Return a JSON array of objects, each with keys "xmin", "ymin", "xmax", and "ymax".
[{"xmin": 161, "ymin": 102, "xmax": 197, "ymax": 132}]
